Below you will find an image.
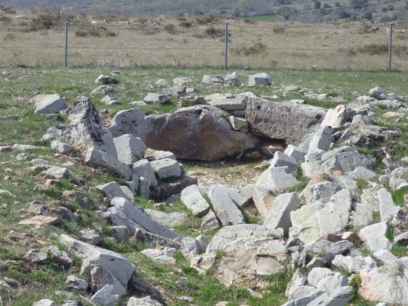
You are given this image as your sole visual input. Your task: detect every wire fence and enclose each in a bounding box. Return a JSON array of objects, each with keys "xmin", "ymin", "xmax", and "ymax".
[{"xmin": 1, "ymin": 19, "xmax": 408, "ymax": 71}]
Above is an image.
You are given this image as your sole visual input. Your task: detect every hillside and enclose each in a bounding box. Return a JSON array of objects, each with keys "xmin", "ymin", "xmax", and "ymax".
[{"xmin": 2, "ymin": 0, "xmax": 408, "ymax": 22}]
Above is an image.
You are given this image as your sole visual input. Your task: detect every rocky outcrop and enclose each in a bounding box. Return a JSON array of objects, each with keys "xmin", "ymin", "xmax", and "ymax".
[
  {"xmin": 245, "ymin": 99, "xmax": 326, "ymax": 145},
  {"xmin": 143, "ymin": 105, "xmax": 263, "ymax": 161}
]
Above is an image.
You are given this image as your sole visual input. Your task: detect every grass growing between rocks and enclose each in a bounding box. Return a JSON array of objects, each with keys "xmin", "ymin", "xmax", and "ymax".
[{"xmin": 3, "ymin": 67, "xmax": 408, "ymax": 305}]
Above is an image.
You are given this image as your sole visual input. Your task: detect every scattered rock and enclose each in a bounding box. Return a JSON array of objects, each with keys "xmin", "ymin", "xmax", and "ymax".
[
  {"xmin": 180, "ymin": 185, "xmax": 210, "ymax": 217},
  {"xmin": 144, "ymin": 93, "xmax": 171, "ymax": 104},
  {"xmin": 144, "ymin": 105, "xmax": 262, "ymax": 161},
  {"xmin": 32, "ymin": 94, "xmax": 67, "ymax": 114},
  {"xmin": 248, "ymin": 73, "xmax": 272, "ymax": 86},
  {"xmin": 208, "ymin": 184, "xmax": 245, "ymax": 226},
  {"xmin": 150, "ymin": 158, "xmax": 182, "ymax": 179}
]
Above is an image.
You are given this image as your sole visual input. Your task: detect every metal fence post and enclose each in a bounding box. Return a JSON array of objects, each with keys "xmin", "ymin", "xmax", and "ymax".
[
  {"xmin": 387, "ymin": 23, "xmax": 394, "ymax": 72},
  {"xmin": 224, "ymin": 22, "xmax": 229, "ymax": 70},
  {"xmin": 64, "ymin": 22, "xmax": 69, "ymax": 67}
]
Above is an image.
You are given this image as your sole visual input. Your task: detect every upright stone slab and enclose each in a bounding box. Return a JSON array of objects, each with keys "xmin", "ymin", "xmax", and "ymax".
[{"xmin": 208, "ymin": 185, "xmax": 245, "ymax": 226}]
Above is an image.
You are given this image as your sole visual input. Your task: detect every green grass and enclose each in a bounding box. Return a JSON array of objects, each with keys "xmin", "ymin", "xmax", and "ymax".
[
  {"xmin": 2, "ymin": 67, "xmax": 408, "ymax": 305},
  {"xmin": 392, "ymin": 186, "xmax": 408, "ymax": 207}
]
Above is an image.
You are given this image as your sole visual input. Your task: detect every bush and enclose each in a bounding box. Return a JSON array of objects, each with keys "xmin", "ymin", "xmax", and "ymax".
[
  {"xmin": 233, "ymin": 41, "xmax": 267, "ymax": 56},
  {"xmin": 75, "ymin": 25, "xmax": 117, "ymax": 38},
  {"xmin": 26, "ymin": 11, "xmax": 64, "ymax": 31},
  {"xmin": 273, "ymin": 24, "xmax": 286, "ymax": 34},
  {"xmin": 196, "ymin": 16, "xmax": 218, "ymax": 25},
  {"xmin": 0, "ymin": 15, "xmax": 12, "ymax": 24},
  {"xmin": 164, "ymin": 24, "xmax": 178, "ymax": 34},
  {"xmin": 204, "ymin": 26, "xmax": 224, "ymax": 39}
]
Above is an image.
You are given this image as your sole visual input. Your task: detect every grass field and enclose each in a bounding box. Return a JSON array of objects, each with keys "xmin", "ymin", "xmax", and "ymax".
[
  {"xmin": 0, "ymin": 66, "xmax": 402, "ymax": 305},
  {"xmin": 1, "ymin": 12, "xmax": 408, "ymax": 70}
]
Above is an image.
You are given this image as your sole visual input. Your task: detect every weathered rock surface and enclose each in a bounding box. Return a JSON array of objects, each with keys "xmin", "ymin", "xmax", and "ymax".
[
  {"xmin": 264, "ymin": 192, "xmax": 300, "ymax": 236},
  {"xmin": 32, "ymin": 94, "xmax": 67, "ymax": 114},
  {"xmin": 106, "ymin": 197, "xmax": 178, "ymax": 240},
  {"xmin": 290, "ymin": 190, "xmax": 353, "ymax": 245},
  {"xmin": 245, "ymin": 99, "xmax": 325, "ymax": 144},
  {"xmin": 253, "ymin": 166, "xmax": 300, "ymax": 217},
  {"xmin": 199, "ymin": 224, "xmax": 286, "ymax": 288},
  {"xmin": 180, "ymin": 185, "xmax": 210, "ymax": 217},
  {"xmin": 144, "ymin": 105, "xmax": 262, "ymax": 161},
  {"xmin": 208, "ymin": 185, "xmax": 245, "ymax": 226}
]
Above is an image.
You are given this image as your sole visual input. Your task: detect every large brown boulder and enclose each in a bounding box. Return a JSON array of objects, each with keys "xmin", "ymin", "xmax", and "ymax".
[
  {"xmin": 144, "ymin": 105, "xmax": 262, "ymax": 161},
  {"xmin": 246, "ymin": 98, "xmax": 326, "ymax": 144}
]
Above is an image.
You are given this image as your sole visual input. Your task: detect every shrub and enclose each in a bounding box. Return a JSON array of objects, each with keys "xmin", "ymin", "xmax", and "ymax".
[
  {"xmin": 204, "ymin": 26, "xmax": 224, "ymax": 39},
  {"xmin": 75, "ymin": 25, "xmax": 117, "ymax": 38},
  {"xmin": 233, "ymin": 42, "xmax": 267, "ymax": 56},
  {"xmin": 164, "ymin": 23, "xmax": 178, "ymax": 34},
  {"xmin": 273, "ymin": 24, "xmax": 286, "ymax": 34},
  {"xmin": 196, "ymin": 16, "xmax": 218, "ymax": 25},
  {"xmin": 26, "ymin": 11, "xmax": 64, "ymax": 31},
  {"xmin": 0, "ymin": 15, "xmax": 12, "ymax": 24}
]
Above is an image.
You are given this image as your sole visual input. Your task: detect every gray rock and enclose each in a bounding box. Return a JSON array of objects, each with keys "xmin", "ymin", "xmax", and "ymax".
[
  {"xmin": 301, "ymin": 180, "xmax": 339, "ymax": 204},
  {"xmin": 95, "ymin": 74, "xmax": 119, "ymax": 85},
  {"xmin": 377, "ymin": 188, "xmax": 399, "ymax": 222},
  {"xmin": 127, "ymin": 296, "xmax": 162, "ymax": 306},
  {"xmin": 349, "ymin": 166, "xmax": 377, "ymax": 181},
  {"xmin": 248, "ymin": 73, "xmax": 272, "ymax": 86},
  {"xmin": 254, "ymin": 166, "xmax": 300, "ymax": 217},
  {"xmin": 180, "ymin": 185, "xmax": 210, "ymax": 217},
  {"xmin": 111, "ymin": 225, "xmax": 130, "ymax": 242},
  {"xmin": 32, "ymin": 299, "xmax": 55, "ymax": 306},
  {"xmin": 284, "ymin": 145, "xmax": 305, "ymax": 164},
  {"xmin": 144, "ymin": 93, "xmax": 171, "ymax": 104},
  {"xmin": 264, "ymin": 192, "xmax": 300, "ymax": 236},
  {"xmin": 320, "ymin": 146, "xmax": 374, "ymax": 174},
  {"xmin": 359, "ymin": 263, "xmax": 408, "ymax": 304},
  {"xmin": 321, "ymin": 105, "xmax": 347, "ymax": 129},
  {"xmin": 91, "ymin": 284, "xmax": 123, "ymax": 306},
  {"xmin": 65, "ymin": 275, "xmax": 88, "ymax": 291},
  {"xmin": 308, "ymin": 126, "xmax": 333, "ymax": 155},
  {"xmin": 224, "ymin": 72, "xmax": 241, "ymax": 86},
  {"xmin": 63, "ymin": 97, "xmax": 131, "ymax": 179},
  {"xmin": 59, "ymin": 234, "xmax": 133, "ymax": 304},
  {"xmin": 50, "ymin": 140, "xmax": 73, "ymax": 154},
  {"xmin": 332, "ymin": 255, "xmax": 376, "ymax": 274},
  {"xmin": 150, "ymin": 158, "xmax": 182, "ymax": 179},
  {"xmin": 245, "ymin": 99, "xmax": 325, "ymax": 145},
  {"xmin": 208, "ymin": 185, "xmax": 245, "ymax": 226},
  {"xmin": 41, "ymin": 166, "xmax": 71, "ymax": 180},
  {"xmin": 270, "ymin": 151, "xmax": 298, "ymax": 173},
  {"xmin": 199, "ymin": 224, "xmax": 285, "ymax": 288},
  {"xmin": 32, "ymin": 94, "xmax": 67, "ymax": 114},
  {"xmin": 107, "ymin": 197, "xmax": 178, "ymax": 240},
  {"xmin": 79, "ymin": 228, "xmax": 102, "ymax": 245},
  {"xmin": 132, "ymin": 159, "xmax": 158, "ymax": 198},
  {"xmin": 202, "ymin": 75, "xmax": 224, "ymax": 85},
  {"xmin": 141, "ymin": 247, "xmax": 177, "ymax": 265},
  {"xmin": 358, "ymin": 222, "xmax": 391, "ymax": 252},
  {"xmin": 109, "ymin": 108, "xmax": 146, "ymax": 139},
  {"xmin": 114, "ymin": 134, "xmax": 145, "ymax": 165},
  {"xmin": 97, "ymin": 181, "xmax": 134, "ymax": 202},
  {"xmin": 145, "ymin": 209, "xmax": 187, "ymax": 228},
  {"xmin": 369, "ymin": 86, "xmax": 386, "ymax": 100},
  {"xmin": 308, "ymin": 286, "xmax": 353, "ymax": 306},
  {"xmin": 290, "ymin": 190, "xmax": 352, "ymax": 245},
  {"xmin": 200, "ymin": 210, "xmax": 221, "ymax": 231},
  {"xmin": 144, "ymin": 105, "xmax": 262, "ymax": 161},
  {"xmin": 205, "ymin": 93, "xmax": 247, "ymax": 111}
]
